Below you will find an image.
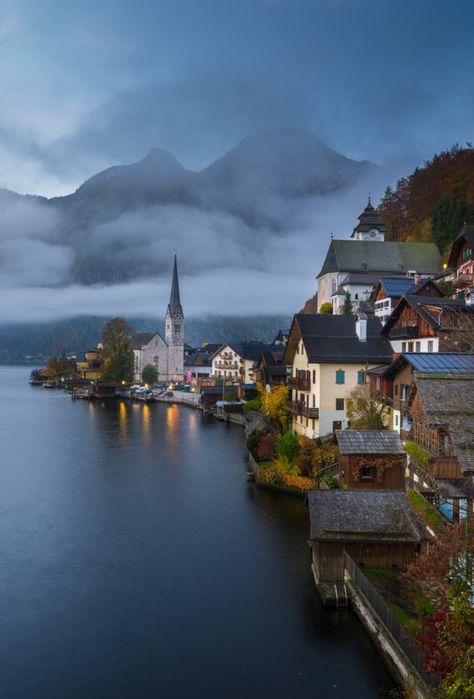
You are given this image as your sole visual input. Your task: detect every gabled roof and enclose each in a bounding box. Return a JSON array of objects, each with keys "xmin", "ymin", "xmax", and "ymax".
[
  {"xmin": 376, "ymin": 352, "xmax": 474, "ymax": 380},
  {"xmin": 377, "ymin": 277, "xmax": 417, "ymax": 297},
  {"xmin": 336, "ymin": 430, "xmax": 405, "ymax": 455},
  {"xmin": 284, "ymin": 314, "xmax": 392, "ymax": 365},
  {"xmin": 308, "ymin": 490, "xmax": 427, "ymax": 543},
  {"xmin": 131, "ymin": 332, "xmax": 164, "ymax": 349},
  {"xmin": 447, "ymin": 224, "xmax": 474, "ymax": 269},
  {"xmin": 382, "ymin": 294, "xmax": 472, "ymax": 335},
  {"xmin": 211, "ymin": 342, "xmax": 280, "ymax": 362},
  {"xmin": 318, "ymin": 240, "xmax": 441, "ymax": 278}
]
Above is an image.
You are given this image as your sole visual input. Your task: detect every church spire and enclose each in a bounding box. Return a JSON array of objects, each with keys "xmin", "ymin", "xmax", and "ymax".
[{"xmin": 168, "ymin": 252, "xmax": 183, "ymax": 317}]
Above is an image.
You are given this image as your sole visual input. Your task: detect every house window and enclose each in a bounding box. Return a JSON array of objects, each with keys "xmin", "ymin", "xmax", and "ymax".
[
  {"xmin": 401, "ymin": 342, "xmax": 407, "ymax": 352},
  {"xmin": 335, "ymin": 369, "xmax": 345, "ymax": 384},
  {"xmin": 408, "ymin": 342, "xmax": 414, "ymax": 352},
  {"xmin": 357, "ymin": 370, "xmax": 365, "ymax": 385},
  {"xmin": 331, "ymin": 279, "xmax": 337, "ymax": 295},
  {"xmin": 395, "ymin": 414, "xmax": 399, "ymax": 427},
  {"xmin": 336, "ymin": 398, "xmax": 344, "ymax": 410},
  {"xmin": 428, "ymin": 340, "xmax": 433, "ymax": 352},
  {"xmin": 395, "ymin": 384, "xmax": 398, "ymax": 395},
  {"xmin": 312, "ymin": 369, "xmax": 316, "ymax": 384},
  {"xmin": 296, "ymin": 345, "xmax": 299, "ymax": 355},
  {"xmin": 361, "ymin": 466, "xmax": 376, "ymax": 480},
  {"xmin": 415, "ymin": 341, "xmax": 421, "ymax": 352}
]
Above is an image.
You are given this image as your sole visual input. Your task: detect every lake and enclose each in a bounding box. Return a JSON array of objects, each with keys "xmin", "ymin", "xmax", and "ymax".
[{"xmin": 0, "ymin": 366, "xmax": 395, "ymax": 698}]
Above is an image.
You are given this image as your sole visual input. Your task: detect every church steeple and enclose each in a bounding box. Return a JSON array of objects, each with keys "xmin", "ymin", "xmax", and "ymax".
[
  {"xmin": 165, "ymin": 253, "xmax": 184, "ymax": 351},
  {"xmin": 351, "ymin": 197, "xmax": 386, "ymax": 241},
  {"xmin": 167, "ymin": 252, "xmax": 183, "ymax": 317}
]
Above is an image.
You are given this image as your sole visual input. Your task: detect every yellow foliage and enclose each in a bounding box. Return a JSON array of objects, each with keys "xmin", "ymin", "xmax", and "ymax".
[{"xmin": 256, "ymin": 383, "xmax": 289, "ymax": 429}]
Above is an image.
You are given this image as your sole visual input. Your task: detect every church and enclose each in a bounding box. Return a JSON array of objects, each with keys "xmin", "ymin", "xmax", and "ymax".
[
  {"xmin": 131, "ymin": 254, "xmax": 185, "ymax": 383},
  {"xmin": 317, "ymin": 199, "xmax": 441, "ymax": 313}
]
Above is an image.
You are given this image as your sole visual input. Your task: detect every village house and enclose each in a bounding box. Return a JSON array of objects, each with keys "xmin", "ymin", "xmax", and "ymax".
[
  {"xmin": 381, "ymin": 294, "xmax": 474, "ymax": 353},
  {"xmin": 132, "ymin": 253, "xmax": 185, "ymax": 383},
  {"xmin": 308, "ymin": 490, "xmax": 429, "ymax": 588},
  {"xmin": 283, "ymin": 313, "xmax": 392, "ymax": 438},
  {"xmin": 211, "ymin": 342, "xmax": 281, "ymax": 384},
  {"xmin": 448, "ymin": 224, "xmax": 474, "ymax": 302},
  {"xmin": 317, "ymin": 200, "xmax": 441, "ymax": 313},
  {"xmin": 371, "ymin": 276, "xmax": 443, "ymax": 325},
  {"xmin": 335, "ymin": 430, "xmax": 406, "ymax": 491},
  {"xmin": 75, "ymin": 347, "xmax": 103, "ymax": 380},
  {"xmin": 250, "ymin": 348, "xmax": 288, "ymax": 386},
  {"xmin": 367, "ymin": 352, "xmax": 474, "ymax": 434}
]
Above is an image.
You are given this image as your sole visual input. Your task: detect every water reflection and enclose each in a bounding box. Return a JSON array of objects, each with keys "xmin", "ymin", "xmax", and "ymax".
[{"xmin": 118, "ymin": 401, "xmax": 128, "ymax": 436}]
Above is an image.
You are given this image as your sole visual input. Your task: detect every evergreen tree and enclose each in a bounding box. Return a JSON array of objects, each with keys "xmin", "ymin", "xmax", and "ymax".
[
  {"xmin": 341, "ymin": 291, "xmax": 352, "ymax": 315},
  {"xmin": 101, "ymin": 317, "xmax": 134, "ymax": 384},
  {"xmin": 431, "ymin": 196, "xmax": 469, "ymax": 253}
]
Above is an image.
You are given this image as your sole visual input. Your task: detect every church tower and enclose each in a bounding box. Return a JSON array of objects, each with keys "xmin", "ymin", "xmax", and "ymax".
[
  {"xmin": 351, "ymin": 196, "xmax": 386, "ymax": 241},
  {"xmin": 165, "ymin": 253, "xmax": 185, "ymax": 380}
]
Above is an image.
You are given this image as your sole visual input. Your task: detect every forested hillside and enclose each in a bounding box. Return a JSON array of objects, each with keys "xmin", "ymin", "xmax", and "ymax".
[{"xmin": 379, "ymin": 144, "xmax": 474, "ymax": 255}]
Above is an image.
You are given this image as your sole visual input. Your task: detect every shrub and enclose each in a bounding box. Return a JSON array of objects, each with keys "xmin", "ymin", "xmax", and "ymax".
[
  {"xmin": 255, "ymin": 430, "xmax": 277, "ymax": 461},
  {"xmin": 142, "ymin": 364, "xmax": 158, "ymax": 385},
  {"xmin": 246, "ymin": 429, "xmax": 261, "ymax": 455},
  {"xmin": 275, "ymin": 429, "xmax": 299, "ymax": 464},
  {"xmin": 243, "ymin": 396, "xmax": 261, "ymax": 414}
]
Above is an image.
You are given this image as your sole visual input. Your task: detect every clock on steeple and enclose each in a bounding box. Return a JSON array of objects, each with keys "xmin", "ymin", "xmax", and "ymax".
[{"xmin": 351, "ymin": 197, "xmax": 386, "ymax": 241}]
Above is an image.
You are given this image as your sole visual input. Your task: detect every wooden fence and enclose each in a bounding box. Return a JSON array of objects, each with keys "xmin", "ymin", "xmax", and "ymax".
[{"xmin": 343, "ymin": 553, "xmax": 439, "ymax": 688}]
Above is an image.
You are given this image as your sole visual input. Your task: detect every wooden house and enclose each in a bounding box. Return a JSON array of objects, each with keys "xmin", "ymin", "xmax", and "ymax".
[
  {"xmin": 382, "ymin": 295, "xmax": 474, "ymax": 353},
  {"xmin": 250, "ymin": 349, "xmax": 288, "ymax": 386},
  {"xmin": 371, "ymin": 276, "xmax": 443, "ymax": 325},
  {"xmin": 308, "ymin": 490, "xmax": 428, "ymax": 585},
  {"xmin": 335, "ymin": 430, "xmax": 406, "ymax": 491}
]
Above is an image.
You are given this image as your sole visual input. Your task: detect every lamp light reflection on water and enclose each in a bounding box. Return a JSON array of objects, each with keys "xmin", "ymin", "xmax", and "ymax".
[
  {"xmin": 142, "ymin": 404, "xmax": 151, "ymax": 438},
  {"xmin": 118, "ymin": 401, "xmax": 128, "ymax": 436}
]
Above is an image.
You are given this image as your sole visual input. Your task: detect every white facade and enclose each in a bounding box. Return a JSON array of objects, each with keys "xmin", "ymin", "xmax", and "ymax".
[
  {"xmin": 389, "ymin": 337, "xmax": 439, "ymax": 354},
  {"xmin": 290, "ymin": 338, "xmax": 379, "ymax": 439},
  {"xmin": 211, "ymin": 345, "xmax": 241, "ymax": 380}
]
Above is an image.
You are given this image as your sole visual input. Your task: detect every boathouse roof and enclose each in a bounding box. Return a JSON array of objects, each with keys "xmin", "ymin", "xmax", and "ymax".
[{"xmin": 308, "ymin": 491, "xmax": 427, "ymax": 543}]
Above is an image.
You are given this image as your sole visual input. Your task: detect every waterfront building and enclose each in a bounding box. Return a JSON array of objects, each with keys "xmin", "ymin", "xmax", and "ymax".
[
  {"xmin": 210, "ymin": 342, "xmax": 280, "ymax": 384},
  {"xmin": 308, "ymin": 490, "xmax": 429, "ymax": 585},
  {"xmin": 284, "ymin": 313, "xmax": 392, "ymax": 438},
  {"xmin": 131, "ymin": 254, "xmax": 185, "ymax": 382},
  {"xmin": 75, "ymin": 347, "xmax": 103, "ymax": 380}
]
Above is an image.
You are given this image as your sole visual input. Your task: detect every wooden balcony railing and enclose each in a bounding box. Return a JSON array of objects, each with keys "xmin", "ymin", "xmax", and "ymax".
[
  {"xmin": 288, "ymin": 401, "xmax": 319, "ymax": 418},
  {"xmin": 288, "ymin": 376, "xmax": 311, "ymax": 390}
]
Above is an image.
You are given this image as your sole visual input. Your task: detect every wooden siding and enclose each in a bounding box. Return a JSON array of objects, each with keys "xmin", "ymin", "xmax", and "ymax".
[
  {"xmin": 313, "ymin": 540, "xmax": 423, "ymax": 583},
  {"xmin": 339, "ymin": 453, "xmax": 406, "ymax": 491}
]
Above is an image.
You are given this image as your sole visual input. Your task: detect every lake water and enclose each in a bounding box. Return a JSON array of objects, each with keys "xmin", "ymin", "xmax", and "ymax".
[{"xmin": 0, "ymin": 366, "xmax": 395, "ymax": 698}]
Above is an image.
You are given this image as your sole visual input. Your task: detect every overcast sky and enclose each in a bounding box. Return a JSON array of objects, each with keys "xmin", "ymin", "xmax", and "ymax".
[{"xmin": 1, "ymin": 0, "xmax": 473, "ymax": 197}]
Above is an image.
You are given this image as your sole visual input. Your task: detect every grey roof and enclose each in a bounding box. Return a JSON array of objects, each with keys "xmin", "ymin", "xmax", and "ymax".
[
  {"xmin": 308, "ymin": 490, "xmax": 427, "ymax": 542},
  {"xmin": 383, "ymin": 295, "xmax": 473, "ymax": 334},
  {"xmin": 284, "ymin": 314, "xmax": 392, "ymax": 365},
  {"xmin": 167, "ymin": 253, "xmax": 183, "ymax": 317},
  {"xmin": 336, "ymin": 430, "xmax": 405, "ymax": 455},
  {"xmin": 341, "ymin": 273, "xmax": 381, "ymax": 286},
  {"xmin": 131, "ymin": 332, "xmax": 160, "ymax": 349},
  {"xmin": 318, "ymin": 240, "xmax": 441, "ymax": 278},
  {"xmin": 404, "ymin": 353, "xmax": 474, "ymax": 374}
]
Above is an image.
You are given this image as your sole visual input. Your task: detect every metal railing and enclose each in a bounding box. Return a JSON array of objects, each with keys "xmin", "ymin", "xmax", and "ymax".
[
  {"xmin": 343, "ymin": 553, "xmax": 439, "ymax": 688},
  {"xmin": 287, "ymin": 401, "xmax": 319, "ymax": 418},
  {"xmin": 288, "ymin": 376, "xmax": 311, "ymax": 390}
]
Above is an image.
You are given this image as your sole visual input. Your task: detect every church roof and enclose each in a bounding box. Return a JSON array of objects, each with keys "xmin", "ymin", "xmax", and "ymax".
[
  {"xmin": 131, "ymin": 332, "xmax": 164, "ymax": 349},
  {"xmin": 167, "ymin": 253, "xmax": 183, "ymax": 316},
  {"xmin": 317, "ymin": 240, "xmax": 441, "ymax": 278}
]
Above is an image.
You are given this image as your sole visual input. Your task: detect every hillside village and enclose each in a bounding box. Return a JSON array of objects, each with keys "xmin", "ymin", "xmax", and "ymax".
[{"xmin": 33, "ymin": 198, "xmax": 474, "ymax": 697}]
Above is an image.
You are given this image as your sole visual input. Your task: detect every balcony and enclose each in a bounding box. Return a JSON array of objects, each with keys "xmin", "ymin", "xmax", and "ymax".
[
  {"xmin": 389, "ymin": 325, "xmax": 419, "ymax": 339},
  {"xmin": 288, "ymin": 376, "xmax": 311, "ymax": 390},
  {"xmin": 288, "ymin": 400, "xmax": 319, "ymax": 418},
  {"xmin": 214, "ymin": 362, "xmax": 239, "ymax": 370},
  {"xmin": 453, "ymin": 273, "xmax": 474, "ymax": 288}
]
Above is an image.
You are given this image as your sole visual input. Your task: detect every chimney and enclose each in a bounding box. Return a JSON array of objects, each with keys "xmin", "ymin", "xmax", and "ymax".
[{"xmin": 356, "ymin": 312, "xmax": 367, "ymax": 342}]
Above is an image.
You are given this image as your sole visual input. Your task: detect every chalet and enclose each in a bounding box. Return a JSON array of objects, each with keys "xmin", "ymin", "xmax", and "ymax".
[
  {"xmin": 317, "ymin": 200, "xmax": 441, "ymax": 312},
  {"xmin": 184, "ymin": 351, "xmax": 213, "ymax": 383},
  {"xmin": 371, "ymin": 277, "xmax": 443, "ymax": 325},
  {"xmin": 211, "ymin": 342, "xmax": 280, "ymax": 384},
  {"xmin": 308, "ymin": 490, "xmax": 428, "ymax": 586},
  {"xmin": 335, "ymin": 430, "xmax": 406, "ymax": 491},
  {"xmin": 283, "ymin": 313, "xmax": 392, "ymax": 438},
  {"xmin": 367, "ymin": 352, "xmax": 474, "ymax": 434},
  {"xmin": 250, "ymin": 348, "xmax": 288, "ymax": 386},
  {"xmin": 382, "ymin": 294, "xmax": 474, "ymax": 353},
  {"xmin": 447, "ymin": 224, "xmax": 474, "ymax": 301}
]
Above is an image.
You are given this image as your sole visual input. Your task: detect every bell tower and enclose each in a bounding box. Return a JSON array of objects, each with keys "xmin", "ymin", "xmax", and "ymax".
[
  {"xmin": 165, "ymin": 252, "xmax": 184, "ymax": 379},
  {"xmin": 351, "ymin": 196, "xmax": 386, "ymax": 241}
]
